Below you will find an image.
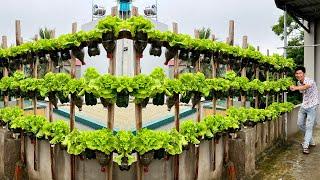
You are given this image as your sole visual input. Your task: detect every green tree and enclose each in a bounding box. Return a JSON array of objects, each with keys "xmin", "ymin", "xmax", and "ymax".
[{"xmin": 272, "ymin": 14, "xmax": 303, "ymax": 104}]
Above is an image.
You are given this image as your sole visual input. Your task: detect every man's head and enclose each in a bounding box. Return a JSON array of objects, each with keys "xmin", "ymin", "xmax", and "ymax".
[{"xmin": 294, "ymin": 66, "xmax": 306, "ymax": 82}]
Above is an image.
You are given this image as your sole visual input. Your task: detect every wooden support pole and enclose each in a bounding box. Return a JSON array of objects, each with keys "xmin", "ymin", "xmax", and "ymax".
[
  {"xmin": 210, "ymin": 34, "xmax": 217, "ymax": 171},
  {"xmin": 254, "ymin": 47, "xmax": 260, "ymax": 109},
  {"xmin": 107, "ymin": 46, "xmax": 116, "ymax": 180},
  {"xmin": 32, "ymin": 35, "xmax": 39, "ymax": 172},
  {"xmin": 227, "ymin": 20, "xmax": 234, "ymax": 109},
  {"xmin": 265, "ymin": 50, "xmax": 270, "ymax": 107},
  {"xmin": 172, "ymin": 22, "xmax": 180, "ymax": 180},
  {"xmin": 70, "ymin": 22, "xmax": 77, "ymax": 180},
  {"xmin": 194, "ymin": 29, "xmax": 202, "ymax": 180},
  {"xmin": 15, "ymin": 20, "xmax": 23, "ymax": 108},
  {"xmin": 43, "ymin": 31, "xmax": 56, "ymax": 180},
  {"xmin": 1, "ymin": 36, "xmax": 9, "ymax": 107},
  {"xmin": 15, "ymin": 19, "xmax": 27, "ymax": 172},
  {"xmin": 134, "ymin": 44, "xmax": 143, "ymax": 180},
  {"xmin": 241, "ymin": 36, "xmax": 248, "ymax": 107}
]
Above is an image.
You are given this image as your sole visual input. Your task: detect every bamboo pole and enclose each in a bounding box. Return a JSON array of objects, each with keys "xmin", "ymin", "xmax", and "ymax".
[
  {"xmin": 106, "ymin": 43, "xmax": 116, "ymax": 180},
  {"xmin": 70, "ymin": 22, "xmax": 77, "ymax": 180},
  {"xmin": 1, "ymin": 36, "xmax": 9, "ymax": 107},
  {"xmin": 241, "ymin": 36, "xmax": 248, "ymax": 107},
  {"xmin": 172, "ymin": 22, "xmax": 180, "ymax": 180}
]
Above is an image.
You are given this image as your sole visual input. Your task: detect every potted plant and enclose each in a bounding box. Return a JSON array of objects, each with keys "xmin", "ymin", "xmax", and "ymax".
[
  {"xmin": 136, "ymin": 129, "xmax": 162, "ymax": 166},
  {"xmin": 114, "ymin": 131, "xmax": 137, "ymax": 171},
  {"xmin": 113, "ymin": 76, "xmax": 134, "ymax": 108},
  {"xmin": 164, "ymin": 79, "xmax": 182, "ymax": 111},
  {"xmin": 132, "ymin": 74, "xmax": 155, "ymax": 108}
]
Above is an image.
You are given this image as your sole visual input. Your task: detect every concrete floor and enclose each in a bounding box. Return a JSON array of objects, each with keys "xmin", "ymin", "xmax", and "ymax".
[{"xmin": 253, "ymin": 125, "xmax": 320, "ymax": 180}]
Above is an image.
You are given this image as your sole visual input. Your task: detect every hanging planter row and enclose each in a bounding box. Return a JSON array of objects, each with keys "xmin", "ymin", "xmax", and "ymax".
[
  {"xmin": 0, "ymin": 16, "xmax": 294, "ymax": 72},
  {"xmin": 0, "ymin": 102, "xmax": 294, "ymax": 171},
  {"xmin": 0, "ymin": 68, "xmax": 293, "ymax": 110}
]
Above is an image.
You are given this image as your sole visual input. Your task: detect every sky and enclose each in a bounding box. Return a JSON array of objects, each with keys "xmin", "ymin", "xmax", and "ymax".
[{"xmin": 0, "ymin": 0, "xmax": 285, "ymax": 54}]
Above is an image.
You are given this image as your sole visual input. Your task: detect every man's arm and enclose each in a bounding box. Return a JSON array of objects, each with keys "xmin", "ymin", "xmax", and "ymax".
[{"xmin": 290, "ymin": 83, "xmax": 311, "ymax": 91}]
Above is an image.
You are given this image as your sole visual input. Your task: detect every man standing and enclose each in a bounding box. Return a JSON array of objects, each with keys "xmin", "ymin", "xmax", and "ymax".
[{"xmin": 290, "ymin": 66, "xmax": 319, "ymax": 154}]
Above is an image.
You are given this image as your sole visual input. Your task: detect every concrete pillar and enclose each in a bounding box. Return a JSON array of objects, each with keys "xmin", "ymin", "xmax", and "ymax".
[
  {"xmin": 255, "ymin": 124, "xmax": 262, "ymax": 156},
  {"xmin": 304, "ymin": 21, "xmax": 315, "ymax": 80},
  {"xmin": 229, "ymin": 127, "xmax": 255, "ymax": 178},
  {"xmin": 0, "ymin": 129, "xmax": 21, "ymax": 179}
]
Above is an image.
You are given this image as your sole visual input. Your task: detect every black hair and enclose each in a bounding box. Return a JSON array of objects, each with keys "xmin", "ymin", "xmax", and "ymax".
[{"xmin": 294, "ymin": 66, "xmax": 306, "ymax": 73}]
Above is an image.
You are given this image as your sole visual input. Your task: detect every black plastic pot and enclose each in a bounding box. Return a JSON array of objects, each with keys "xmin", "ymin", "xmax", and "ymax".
[
  {"xmin": 190, "ymin": 51, "xmax": 200, "ymax": 67},
  {"xmin": 204, "ymin": 92, "xmax": 214, "ymax": 101},
  {"xmin": 166, "ymin": 95, "xmax": 176, "ymax": 111},
  {"xmin": 50, "ymin": 51, "xmax": 61, "ymax": 67},
  {"xmin": 0, "ymin": 58, "xmax": 9, "ymax": 68},
  {"xmin": 164, "ymin": 47, "xmax": 178, "ymax": 62},
  {"xmin": 102, "ymin": 32, "xmax": 116, "ymax": 54},
  {"xmin": 149, "ymin": 41, "xmax": 162, "ymax": 57},
  {"xmin": 72, "ymin": 94, "xmax": 83, "ymax": 111},
  {"xmin": 178, "ymin": 49, "xmax": 189, "ymax": 61},
  {"xmin": 81, "ymin": 149, "xmax": 96, "ymax": 160},
  {"xmin": 135, "ymin": 31, "xmax": 148, "ymax": 41},
  {"xmin": 243, "ymin": 120, "xmax": 257, "ymax": 127},
  {"xmin": 140, "ymin": 151, "xmax": 154, "ymax": 166},
  {"xmin": 95, "ymin": 151, "xmax": 111, "ymax": 166},
  {"xmin": 203, "ymin": 52, "xmax": 212, "ymax": 64},
  {"xmin": 100, "ymin": 97, "xmax": 112, "ymax": 108},
  {"xmin": 61, "ymin": 50, "xmax": 71, "ymax": 61},
  {"xmin": 0, "ymin": 120, "xmax": 7, "ymax": 127},
  {"xmin": 134, "ymin": 31, "xmax": 148, "ymax": 54},
  {"xmin": 192, "ymin": 91, "xmax": 202, "ymax": 108},
  {"xmin": 119, "ymin": 157, "xmax": 131, "ymax": 171},
  {"xmin": 180, "ymin": 92, "xmax": 192, "ymax": 104},
  {"xmin": 38, "ymin": 52, "xmax": 47, "ymax": 64},
  {"xmin": 9, "ymin": 59, "xmax": 20, "ymax": 71},
  {"xmin": 182, "ymin": 143, "xmax": 191, "ymax": 151},
  {"xmin": 48, "ymin": 92, "xmax": 58, "ymax": 109},
  {"xmin": 88, "ymin": 41, "xmax": 101, "ymax": 57},
  {"xmin": 152, "ymin": 93, "xmax": 165, "ymax": 106},
  {"xmin": 141, "ymin": 97, "xmax": 149, "ymax": 108},
  {"xmin": 85, "ymin": 92, "xmax": 97, "ymax": 106},
  {"xmin": 153, "ymin": 148, "xmax": 166, "ymax": 160},
  {"xmin": 36, "ymin": 91, "xmax": 45, "ymax": 101},
  {"xmin": 116, "ymin": 90, "xmax": 129, "ymax": 108},
  {"xmin": 71, "ymin": 47, "xmax": 85, "ymax": 65},
  {"xmin": 134, "ymin": 40, "xmax": 148, "ymax": 55},
  {"xmin": 57, "ymin": 92, "xmax": 70, "ymax": 104}
]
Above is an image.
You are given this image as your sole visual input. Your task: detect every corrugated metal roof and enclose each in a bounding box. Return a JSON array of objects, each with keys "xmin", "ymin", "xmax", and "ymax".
[{"xmin": 275, "ymin": 0, "xmax": 320, "ymax": 21}]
